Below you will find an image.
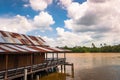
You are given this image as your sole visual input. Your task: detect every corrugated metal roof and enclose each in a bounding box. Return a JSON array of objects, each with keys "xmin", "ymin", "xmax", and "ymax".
[
  {"xmin": 0, "ymin": 44, "xmax": 68, "ymax": 54},
  {"xmin": 0, "ymin": 30, "xmax": 70, "ymax": 54},
  {"xmin": 0, "ymin": 30, "xmax": 46, "ymax": 46},
  {"xmin": 0, "ymin": 49, "xmax": 5, "ymax": 52},
  {"xmin": 45, "ymin": 47, "xmax": 70, "ymax": 52}
]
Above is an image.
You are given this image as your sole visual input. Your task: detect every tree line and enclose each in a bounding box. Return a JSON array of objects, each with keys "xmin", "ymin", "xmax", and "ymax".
[{"xmin": 60, "ymin": 43, "xmax": 120, "ymax": 53}]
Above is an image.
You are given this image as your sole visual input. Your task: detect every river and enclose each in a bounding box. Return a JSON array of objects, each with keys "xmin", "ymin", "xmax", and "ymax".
[{"xmin": 40, "ymin": 53, "xmax": 120, "ymax": 80}]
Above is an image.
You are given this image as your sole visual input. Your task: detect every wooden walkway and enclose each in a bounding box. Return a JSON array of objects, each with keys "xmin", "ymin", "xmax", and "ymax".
[{"xmin": 0, "ymin": 58, "xmax": 66, "ymax": 80}]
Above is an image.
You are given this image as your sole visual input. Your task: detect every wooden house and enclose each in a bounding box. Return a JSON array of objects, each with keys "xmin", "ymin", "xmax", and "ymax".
[{"xmin": 0, "ymin": 30, "xmax": 70, "ymax": 80}]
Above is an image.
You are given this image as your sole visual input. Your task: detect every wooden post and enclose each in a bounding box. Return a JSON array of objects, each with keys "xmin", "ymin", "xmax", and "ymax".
[
  {"xmin": 36, "ymin": 75, "xmax": 39, "ymax": 80},
  {"xmin": 30, "ymin": 54, "xmax": 33, "ymax": 72},
  {"xmin": 57, "ymin": 53, "xmax": 58, "ymax": 64},
  {"xmin": 64, "ymin": 53, "xmax": 66, "ymax": 59},
  {"xmin": 57, "ymin": 53, "xmax": 58, "ymax": 58},
  {"xmin": 61, "ymin": 65, "xmax": 63, "ymax": 73},
  {"xmin": 24, "ymin": 69, "xmax": 27, "ymax": 80},
  {"xmin": 71, "ymin": 63, "xmax": 74, "ymax": 78},
  {"xmin": 64, "ymin": 65, "xmax": 66, "ymax": 73},
  {"xmin": 52, "ymin": 53, "xmax": 54, "ymax": 60},
  {"xmin": 30, "ymin": 54, "xmax": 33, "ymax": 80},
  {"xmin": 5, "ymin": 54, "xmax": 8, "ymax": 80},
  {"xmin": 64, "ymin": 53, "xmax": 66, "ymax": 73},
  {"xmin": 46, "ymin": 53, "xmax": 47, "ymax": 60}
]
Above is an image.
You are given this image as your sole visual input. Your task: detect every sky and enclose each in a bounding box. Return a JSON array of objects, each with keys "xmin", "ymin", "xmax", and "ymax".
[{"xmin": 0, "ymin": 0, "xmax": 120, "ymax": 47}]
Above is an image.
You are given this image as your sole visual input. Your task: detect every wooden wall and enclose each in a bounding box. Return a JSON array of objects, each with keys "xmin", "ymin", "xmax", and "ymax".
[
  {"xmin": 33, "ymin": 53, "xmax": 45, "ymax": 65},
  {"xmin": 17, "ymin": 54, "xmax": 31, "ymax": 67},
  {"xmin": 0, "ymin": 55, "xmax": 6, "ymax": 71},
  {"xmin": 0, "ymin": 53, "xmax": 45, "ymax": 71}
]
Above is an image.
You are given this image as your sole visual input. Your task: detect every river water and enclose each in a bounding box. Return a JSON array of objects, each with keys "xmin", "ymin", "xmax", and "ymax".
[{"xmin": 40, "ymin": 53, "xmax": 120, "ymax": 80}]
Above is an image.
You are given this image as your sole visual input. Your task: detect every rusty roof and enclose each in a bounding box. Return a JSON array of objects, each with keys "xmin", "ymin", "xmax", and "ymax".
[
  {"xmin": 0, "ymin": 44, "xmax": 69, "ymax": 54},
  {"xmin": 0, "ymin": 30, "xmax": 69, "ymax": 54},
  {"xmin": 0, "ymin": 30, "xmax": 46, "ymax": 46}
]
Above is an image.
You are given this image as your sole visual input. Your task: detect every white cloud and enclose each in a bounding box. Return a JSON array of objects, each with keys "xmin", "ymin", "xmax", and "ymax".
[
  {"xmin": 43, "ymin": 27, "xmax": 93, "ymax": 47},
  {"xmin": 56, "ymin": 27, "xmax": 93, "ymax": 47},
  {"xmin": 0, "ymin": 11, "xmax": 55, "ymax": 33},
  {"xmin": 57, "ymin": 0, "xmax": 120, "ymax": 46},
  {"xmin": 0, "ymin": 15, "xmax": 33, "ymax": 33},
  {"xmin": 43, "ymin": 36, "xmax": 57, "ymax": 47},
  {"xmin": 29, "ymin": 0, "xmax": 53, "ymax": 11},
  {"xmin": 59, "ymin": 0, "xmax": 72, "ymax": 8},
  {"xmin": 33, "ymin": 11, "xmax": 55, "ymax": 31}
]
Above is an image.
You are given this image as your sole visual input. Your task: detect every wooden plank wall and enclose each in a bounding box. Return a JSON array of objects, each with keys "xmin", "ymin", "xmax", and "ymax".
[
  {"xmin": 33, "ymin": 53, "xmax": 45, "ymax": 65},
  {"xmin": 0, "ymin": 53, "xmax": 45, "ymax": 71},
  {"xmin": 0, "ymin": 55, "xmax": 6, "ymax": 71}
]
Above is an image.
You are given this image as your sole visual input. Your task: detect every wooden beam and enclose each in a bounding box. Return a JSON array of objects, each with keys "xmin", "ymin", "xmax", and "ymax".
[
  {"xmin": 5, "ymin": 54, "xmax": 8, "ymax": 80},
  {"xmin": 64, "ymin": 53, "xmax": 66, "ymax": 59},
  {"xmin": 57, "ymin": 53, "xmax": 58, "ymax": 59},
  {"xmin": 30, "ymin": 54, "xmax": 33, "ymax": 72},
  {"xmin": 24, "ymin": 69, "xmax": 27, "ymax": 80},
  {"xmin": 46, "ymin": 53, "xmax": 47, "ymax": 60},
  {"xmin": 52, "ymin": 53, "xmax": 54, "ymax": 60}
]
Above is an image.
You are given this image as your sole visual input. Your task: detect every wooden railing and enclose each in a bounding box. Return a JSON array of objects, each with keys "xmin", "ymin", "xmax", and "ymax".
[{"xmin": 0, "ymin": 58, "xmax": 66, "ymax": 79}]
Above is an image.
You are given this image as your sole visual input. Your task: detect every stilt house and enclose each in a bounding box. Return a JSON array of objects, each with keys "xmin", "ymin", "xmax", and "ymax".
[{"xmin": 0, "ymin": 30, "xmax": 69, "ymax": 80}]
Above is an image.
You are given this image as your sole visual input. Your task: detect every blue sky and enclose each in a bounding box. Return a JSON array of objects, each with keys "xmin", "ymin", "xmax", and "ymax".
[
  {"xmin": 0, "ymin": 0, "xmax": 85, "ymax": 37},
  {"xmin": 0, "ymin": 0, "xmax": 119, "ymax": 47}
]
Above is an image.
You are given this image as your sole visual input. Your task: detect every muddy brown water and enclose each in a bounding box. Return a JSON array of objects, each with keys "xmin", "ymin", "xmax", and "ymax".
[{"xmin": 39, "ymin": 53, "xmax": 120, "ymax": 80}]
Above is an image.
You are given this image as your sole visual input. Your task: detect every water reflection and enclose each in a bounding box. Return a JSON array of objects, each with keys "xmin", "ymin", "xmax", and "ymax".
[{"xmin": 40, "ymin": 53, "xmax": 120, "ymax": 80}]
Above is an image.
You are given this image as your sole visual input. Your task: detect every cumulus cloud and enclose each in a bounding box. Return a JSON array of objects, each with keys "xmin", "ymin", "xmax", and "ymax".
[
  {"xmin": 29, "ymin": 0, "xmax": 53, "ymax": 11},
  {"xmin": 88, "ymin": 0, "xmax": 107, "ymax": 3},
  {"xmin": 0, "ymin": 15, "xmax": 33, "ymax": 33},
  {"xmin": 43, "ymin": 36, "xmax": 57, "ymax": 47},
  {"xmin": 0, "ymin": 11, "xmax": 55, "ymax": 33},
  {"xmin": 56, "ymin": 27, "xmax": 93, "ymax": 47},
  {"xmin": 59, "ymin": 0, "xmax": 72, "ymax": 8},
  {"xmin": 33, "ymin": 11, "xmax": 55, "ymax": 31},
  {"xmin": 43, "ymin": 27, "xmax": 93, "ymax": 47},
  {"xmin": 57, "ymin": 0, "xmax": 120, "ymax": 46}
]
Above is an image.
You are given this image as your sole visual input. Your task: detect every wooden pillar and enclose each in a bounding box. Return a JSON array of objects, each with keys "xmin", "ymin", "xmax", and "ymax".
[
  {"xmin": 64, "ymin": 65, "xmax": 66, "ymax": 73},
  {"xmin": 57, "ymin": 53, "xmax": 58, "ymax": 64},
  {"xmin": 30, "ymin": 53, "xmax": 33, "ymax": 72},
  {"xmin": 4, "ymin": 54, "xmax": 8, "ymax": 80},
  {"xmin": 64, "ymin": 53, "xmax": 66, "ymax": 73},
  {"xmin": 64, "ymin": 53, "xmax": 66, "ymax": 60},
  {"xmin": 57, "ymin": 53, "xmax": 58, "ymax": 59},
  {"xmin": 24, "ymin": 69, "xmax": 27, "ymax": 80},
  {"xmin": 52, "ymin": 53, "xmax": 54, "ymax": 60},
  {"xmin": 61, "ymin": 65, "xmax": 63, "ymax": 73},
  {"xmin": 30, "ymin": 53, "xmax": 33, "ymax": 80},
  {"xmin": 71, "ymin": 63, "xmax": 74, "ymax": 78},
  {"xmin": 46, "ymin": 53, "xmax": 48, "ymax": 60},
  {"xmin": 36, "ymin": 75, "xmax": 40, "ymax": 80}
]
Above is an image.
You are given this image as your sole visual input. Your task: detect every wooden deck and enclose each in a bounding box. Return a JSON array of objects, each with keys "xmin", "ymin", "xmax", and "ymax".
[{"xmin": 0, "ymin": 58, "xmax": 66, "ymax": 80}]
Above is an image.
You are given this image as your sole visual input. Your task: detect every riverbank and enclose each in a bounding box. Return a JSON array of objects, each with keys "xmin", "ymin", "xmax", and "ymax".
[{"xmin": 61, "ymin": 44, "xmax": 120, "ymax": 53}]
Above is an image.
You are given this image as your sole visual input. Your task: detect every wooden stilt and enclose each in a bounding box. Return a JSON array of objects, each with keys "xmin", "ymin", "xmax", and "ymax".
[
  {"xmin": 31, "ymin": 74, "xmax": 34, "ymax": 80},
  {"xmin": 71, "ymin": 63, "xmax": 74, "ymax": 78},
  {"xmin": 4, "ymin": 54, "xmax": 8, "ymax": 80},
  {"xmin": 30, "ymin": 54, "xmax": 33, "ymax": 72},
  {"xmin": 57, "ymin": 53, "xmax": 58, "ymax": 64},
  {"xmin": 61, "ymin": 65, "xmax": 63, "ymax": 73},
  {"xmin": 24, "ymin": 69, "xmax": 27, "ymax": 80},
  {"xmin": 46, "ymin": 53, "xmax": 48, "ymax": 60},
  {"xmin": 52, "ymin": 53, "xmax": 54, "ymax": 60},
  {"xmin": 64, "ymin": 65, "xmax": 66, "ymax": 73},
  {"xmin": 36, "ymin": 75, "xmax": 39, "ymax": 80}
]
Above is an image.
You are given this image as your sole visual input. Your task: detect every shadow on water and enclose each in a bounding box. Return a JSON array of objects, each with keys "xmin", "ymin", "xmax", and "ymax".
[{"xmin": 38, "ymin": 73, "xmax": 67, "ymax": 80}]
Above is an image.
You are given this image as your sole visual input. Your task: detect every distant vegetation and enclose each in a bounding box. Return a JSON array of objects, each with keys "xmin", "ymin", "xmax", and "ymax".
[{"xmin": 60, "ymin": 43, "xmax": 120, "ymax": 53}]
